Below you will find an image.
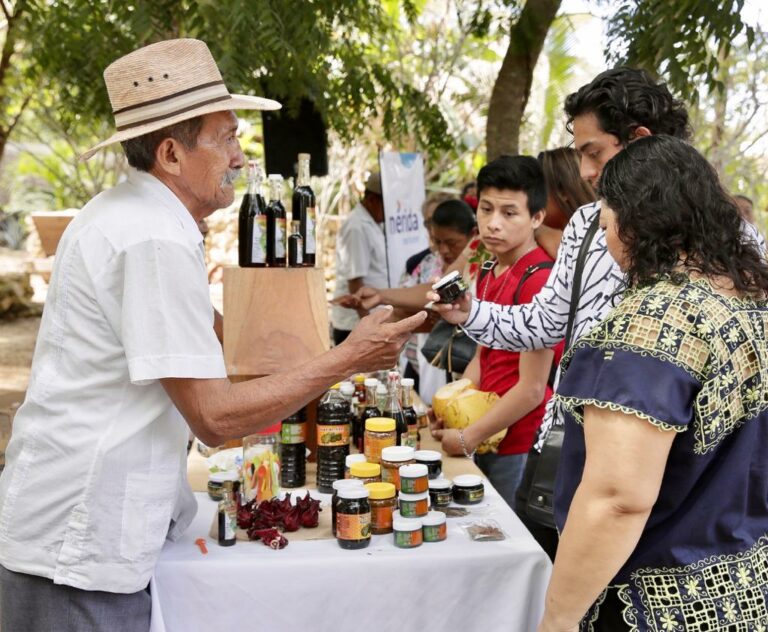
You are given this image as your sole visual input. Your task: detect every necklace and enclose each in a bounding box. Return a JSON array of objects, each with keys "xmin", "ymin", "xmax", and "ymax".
[{"xmin": 480, "ymin": 245, "xmax": 537, "ymax": 303}]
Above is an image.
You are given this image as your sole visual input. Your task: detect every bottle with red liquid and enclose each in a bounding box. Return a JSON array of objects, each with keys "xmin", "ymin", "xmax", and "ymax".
[
  {"xmin": 266, "ymin": 174, "xmax": 287, "ymax": 267},
  {"xmin": 292, "ymin": 153, "xmax": 316, "ymax": 267},
  {"xmin": 400, "ymin": 378, "xmax": 420, "ymax": 450},
  {"xmin": 357, "ymin": 378, "xmax": 381, "ymax": 453},
  {"xmin": 381, "ymin": 371, "xmax": 408, "ymax": 447},
  {"xmin": 238, "ymin": 160, "xmax": 267, "ymax": 267}
]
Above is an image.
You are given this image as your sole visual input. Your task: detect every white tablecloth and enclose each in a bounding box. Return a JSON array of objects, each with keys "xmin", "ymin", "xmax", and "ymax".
[{"xmin": 150, "ymin": 486, "xmax": 551, "ymax": 632}]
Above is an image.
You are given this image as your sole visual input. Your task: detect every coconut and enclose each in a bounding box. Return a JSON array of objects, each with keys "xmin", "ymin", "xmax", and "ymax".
[{"xmin": 433, "ymin": 380, "xmax": 504, "ymax": 454}]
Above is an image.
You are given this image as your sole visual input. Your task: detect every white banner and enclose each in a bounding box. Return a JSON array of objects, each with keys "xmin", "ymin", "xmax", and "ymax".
[{"xmin": 379, "ymin": 151, "xmax": 429, "ymax": 287}]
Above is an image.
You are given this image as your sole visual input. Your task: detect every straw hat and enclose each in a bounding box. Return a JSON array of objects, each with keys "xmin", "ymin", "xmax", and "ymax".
[{"xmin": 80, "ymin": 38, "xmax": 281, "ymax": 161}]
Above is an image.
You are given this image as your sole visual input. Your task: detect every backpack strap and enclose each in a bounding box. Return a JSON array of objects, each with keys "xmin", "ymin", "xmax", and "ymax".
[{"xmin": 512, "ymin": 261, "xmax": 555, "ymax": 305}]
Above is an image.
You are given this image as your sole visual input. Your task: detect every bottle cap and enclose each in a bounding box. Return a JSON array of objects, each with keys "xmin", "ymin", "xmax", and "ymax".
[
  {"xmin": 399, "ymin": 463, "xmax": 429, "ymax": 479},
  {"xmin": 340, "ymin": 382, "xmax": 355, "ymax": 396},
  {"xmin": 415, "ymin": 450, "xmax": 442, "ymax": 462},
  {"xmin": 381, "ymin": 446, "xmax": 415, "ymax": 463},
  {"xmin": 428, "ymin": 478, "xmax": 452, "ymax": 490},
  {"xmin": 364, "ymin": 378, "xmax": 379, "ymax": 387},
  {"xmin": 345, "ymin": 454, "xmax": 367, "ymax": 468},
  {"xmin": 453, "ymin": 474, "xmax": 483, "ymax": 488},
  {"xmin": 332, "ymin": 479, "xmax": 365, "ymax": 492},
  {"xmin": 350, "ymin": 461, "xmax": 381, "ymax": 478},
  {"xmin": 364, "ymin": 482, "xmax": 396, "ymax": 500},
  {"xmin": 421, "ymin": 511, "xmax": 446, "ymax": 527},
  {"xmin": 338, "ymin": 487, "xmax": 370, "ymax": 500},
  {"xmin": 401, "ymin": 378, "xmax": 415, "ymax": 387},
  {"xmin": 365, "ymin": 417, "xmax": 396, "ymax": 432}
]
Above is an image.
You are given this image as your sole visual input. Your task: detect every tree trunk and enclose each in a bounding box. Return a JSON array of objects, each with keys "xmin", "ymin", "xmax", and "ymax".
[
  {"xmin": 486, "ymin": 0, "xmax": 562, "ymax": 160},
  {"xmin": 0, "ymin": 0, "xmax": 29, "ymax": 167}
]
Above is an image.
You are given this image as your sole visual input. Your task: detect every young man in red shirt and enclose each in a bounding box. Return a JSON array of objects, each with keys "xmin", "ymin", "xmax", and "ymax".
[{"xmin": 437, "ymin": 155, "xmax": 563, "ymax": 507}]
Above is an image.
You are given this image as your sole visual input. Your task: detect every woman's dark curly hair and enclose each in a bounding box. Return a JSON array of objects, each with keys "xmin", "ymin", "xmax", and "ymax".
[
  {"xmin": 564, "ymin": 67, "xmax": 692, "ymax": 144},
  {"xmin": 598, "ymin": 135, "xmax": 768, "ymax": 297}
]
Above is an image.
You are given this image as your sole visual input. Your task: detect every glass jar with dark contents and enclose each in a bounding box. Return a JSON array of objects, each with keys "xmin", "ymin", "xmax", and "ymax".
[
  {"xmin": 331, "ymin": 479, "xmax": 365, "ymax": 537},
  {"xmin": 336, "ymin": 487, "xmax": 371, "ymax": 550},
  {"xmin": 428, "ymin": 477, "xmax": 453, "ymax": 509},
  {"xmin": 414, "ymin": 450, "xmax": 442, "ymax": 479},
  {"xmin": 432, "ymin": 271, "xmax": 468, "ymax": 304},
  {"xmin": 452, "ymin": 474, "xmax": 485, "ymax": 505}
]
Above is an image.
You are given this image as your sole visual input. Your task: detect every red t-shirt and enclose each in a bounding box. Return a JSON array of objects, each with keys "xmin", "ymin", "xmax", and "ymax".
[{"xmin": 478, "ymin": 247, "xmax": 564, "ymax": 455}]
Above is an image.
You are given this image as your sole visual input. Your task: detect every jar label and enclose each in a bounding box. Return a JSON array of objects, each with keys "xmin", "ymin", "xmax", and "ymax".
[
  {"xmin": 469, "ymin": 488, "xmax": 484, "ymax": 502},
  {"xmin": 306, "ymin": 207, "xmax": 316, "ymax": 254},
  {"xmin": 281, "ymin": 422, "xmax": 307, "ymax": 444},
  {"xmin": 371, "ymin": 504, "xmax": 394, "ymax": 531},
  {"xmin": 400, "ymin": 498, "xmax": 429, "ymax": 518},
  {"xmin": 251, "ymin": 215, "xmax": 267, "ymax": 264},
  {"xmin": 337, "ymin": 512, "xmax": 371, "ymax": 540},
  {"xmin": 423, "ymin": 523, "xmax": 447, "ymax": 542},
  {"xmin": 381, "ymin": 464, "xmax": 400, "ymax": 490},
  {"xmin": 400, "ymin": 476, "xmax": 428, "ymax": 494},
  {"xmin": 317, "ymin": 424, "xmax": 350, "ymax": 447},
  {"xmin": 364, "ymin": 433, "xmax": 396, "ymax": 464},
  {"xmin": 394, "ymin": 529, "xmax": 422, "ymax": 548},
  {"xmin": 275, "ymin": 218, "xmax": 286, "ymax": 259}
]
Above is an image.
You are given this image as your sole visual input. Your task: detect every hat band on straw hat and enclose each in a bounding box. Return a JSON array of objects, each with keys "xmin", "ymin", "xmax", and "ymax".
[{"xmin": 114, "ymin": 80, "xmax": 231, "ymax": 131}]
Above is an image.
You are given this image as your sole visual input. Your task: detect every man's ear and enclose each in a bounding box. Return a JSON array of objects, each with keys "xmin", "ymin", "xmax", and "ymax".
[
  {"xmin": 632, "ymin": 125, "xmax": 652, "ymax": 139},
  {"xmin": 531, "ymin": 209, "xmax": 546, "ymax": 230},
  {"xmin": 154, "ymin": 138, "xmax": 182, "ymax": 176}
]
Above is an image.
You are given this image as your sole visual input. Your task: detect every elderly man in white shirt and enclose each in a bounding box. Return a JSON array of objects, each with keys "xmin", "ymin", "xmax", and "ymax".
[
  {"xmin": 330, "ymin": 172, "xmax": 389, "ymax": 344},
  {"xmin": 0, "ymin": 39, "xmax": 425, "ymax": 632}
]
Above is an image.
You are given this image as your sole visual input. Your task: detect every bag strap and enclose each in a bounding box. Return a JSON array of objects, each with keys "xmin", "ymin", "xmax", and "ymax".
[
  {"xmin": 512, "ymin": 261, "xmax": 555, "ymax": 305},
  {"xmin": 564, "ymin": 212, "xmax": 601, "ymax": 350}
]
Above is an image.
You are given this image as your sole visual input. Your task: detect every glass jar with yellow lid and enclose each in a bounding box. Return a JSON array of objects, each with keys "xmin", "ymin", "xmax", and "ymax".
[
  {"xmin": 364, "ymin": 417, "xmax": 397, "ymax": 464},
  {"xmin": 364, "ymin": 482, "xmax": 397, "ymax": 534},
  {"xmin": 349, "ymin": 461, "xmax": 381, "ymax": 484}
]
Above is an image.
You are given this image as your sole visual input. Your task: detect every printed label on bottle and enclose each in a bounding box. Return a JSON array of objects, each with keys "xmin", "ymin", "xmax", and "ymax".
[
  {"xmin": 371, "ymin": 504, "xmax": 393, "ymax": 531},
  {"xmin": 275, "ymin": 219, "xmax": 286, "ymax": 259},
  {"xmin": 337, "ymin": 512, "xmax": 371, "ymax": 540},
  {"xmin": 469, "ymin": 488, "xmax": 484, "ymax": 502},
  {"xmin": 251, "ymin": 216, "xmax": 267, "ymax": 264},
  {"xmin": 226, "ymin": 512, "xmax": 237, "ymax": 540},
  {"xmin": 364, "ymin": 433, "xmax": 396, "ymax": 464},
  {"xmin": 400, "ymin": 498, "xmax": 429, "ymax": 517},
  {"xmin": 395, "ymin": 529, "xmax": 422, "ymax": 547},
  {"xmin": 317, "ymin": 423, "xmax": 350, "ymax": 447},
  {"xmin": 281, "ymin": 422, "xmax": 307, "ymax": 444},
  {"xmin": 306, "ymin": 207, "xmax": 316, "ymax": 254}
]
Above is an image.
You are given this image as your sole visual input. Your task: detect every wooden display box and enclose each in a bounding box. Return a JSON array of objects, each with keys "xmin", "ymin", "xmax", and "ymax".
[
  {"xmin": 223, "ymin": 266, "xmax": 329, "ymax": 458},
  {"xmin": 223, "ymin": 266, "xmax": 330, "ymax": 377}
]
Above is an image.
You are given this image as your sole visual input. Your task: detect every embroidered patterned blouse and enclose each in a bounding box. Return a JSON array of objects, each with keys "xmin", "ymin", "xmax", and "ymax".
[{"xmin": 554, "ymin": 277, "xmax": 768, "ymax": 632}]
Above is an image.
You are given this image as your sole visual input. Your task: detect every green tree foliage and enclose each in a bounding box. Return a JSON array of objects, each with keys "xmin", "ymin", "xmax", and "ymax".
[{"xmin": 605, "ymin": 0, "xmax": 755, "ymax": 97}]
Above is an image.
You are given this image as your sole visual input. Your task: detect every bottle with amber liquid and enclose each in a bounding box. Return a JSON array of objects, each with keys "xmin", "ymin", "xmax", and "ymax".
[
  {"xmin": 382, "ymin": 371, "xmax": 408, "ymax": 447},
  {"xmin": 357, "ymin": 378, "xmax": 381, "ymax": 452},
  {"xmin": 400, "ymin": 378, "xmax": 420, "ymax": 449},
  {"xmin": 239, "ymin": 160, "xmax": 267, "ymax": 267},
  {"xmin": 288, "ymin": 220, "xmax": 303, "ymax": 267},
  {"xmin": 266, "ymin": 174, "xmax": 287, "ymax": 267},
  {"xmin": 292, "ymin": 153, "xmax": 316, "ymax": 267}
]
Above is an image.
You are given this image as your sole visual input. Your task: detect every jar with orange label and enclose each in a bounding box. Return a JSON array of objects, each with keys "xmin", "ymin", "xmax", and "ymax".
[
  {"xmin": 336, "ymin": 487, "xmax": 371, "ymax": 550},
  {"xmin": 350, "ymin": 461, "xmax": 381, "ymax": 484},
  {"xmin": 364, "ymin": 417, "xmax": 397, "ymax": 463},
  {"xmin": 393, "ymin": 512, "xmax": 423, "ymax": 548},
  {"xmin": 398, "ymin": 491, "xmax": 430, "ymax": 517},
  {"xmin": 380, "ymin": 446, "xmax": 415, "ymax": 491},
  {"xmin": 364, "ymin": 482, "xmax": 396, "ymax": 535},
  {"xmin": 422, "ymin": 511, "xmax": 447, "ymax": 542},
  {"xmin": 399, "ymin": 463, "xmax": 429, "ymax": 494}
]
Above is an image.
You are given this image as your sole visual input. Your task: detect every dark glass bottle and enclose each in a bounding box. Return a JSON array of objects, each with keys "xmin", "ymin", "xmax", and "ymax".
[
  {"xmin": 280, "ymin": 408, "xmax": 306, "ymax": 488},
  {"xmin": 266, "ymin": 174, "xmax": 287, "ymax": 267},
  {"xmin": 382, "ymin": 371, "xmax": 407, "ymax": 447},
  {"xmin": 357, "ymin": 378, "xmax": 381, "ymax": 453},
  {"xmin": 292, "ymin": 153, "xmax": 316, "ymax": 267},
  {"xmin": 217, "ymin": 482, "xmax": 237, "ymax": 547},
  {"xmin": 288, "ymin": 220, "xmax": 303, "ymax": 267},
  {"xmin": 316, "ymin": 386, "xmax": 351, "ymax": 493},
  {"xmin": 400, "ymin": 377, "xmax": 420, "ymax": 450},
  {"xmin": 239, "ymin": 160, "xmax": 267, "ymax": 267}
]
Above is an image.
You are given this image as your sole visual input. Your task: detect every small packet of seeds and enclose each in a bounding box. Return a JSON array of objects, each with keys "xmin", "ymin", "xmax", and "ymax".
[{"xmin": 461, "ymin": 519, "xmax": 507, "ymax": 541}]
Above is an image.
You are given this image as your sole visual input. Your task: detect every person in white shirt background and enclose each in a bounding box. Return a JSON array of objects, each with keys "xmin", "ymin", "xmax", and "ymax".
[
  {"xmin": 0, "ymin": 39, "xmax": 425, "ymax": 632},
  {"xmin": 330, "ymin": 171, "xmax": 390, "ymax": 345}
]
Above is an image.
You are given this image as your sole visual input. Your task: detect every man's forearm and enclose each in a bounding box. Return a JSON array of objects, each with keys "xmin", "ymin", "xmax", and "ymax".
[
  {"xmin": 195, "ymin": 345, "xmax": 360, "ymax": 444},
  {"xmin": 541, "ymin": 486, "xmax": 650, "ymax": 628}
]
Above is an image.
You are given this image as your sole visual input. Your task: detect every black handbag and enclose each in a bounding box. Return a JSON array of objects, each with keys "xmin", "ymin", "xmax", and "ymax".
[
  {"xmin": 525, "ymin": 213, "xmax": 601, "ymax": 528},
  {"xmin": 420, "ymin": 319, "xmax": 476, "ymax": 376}
]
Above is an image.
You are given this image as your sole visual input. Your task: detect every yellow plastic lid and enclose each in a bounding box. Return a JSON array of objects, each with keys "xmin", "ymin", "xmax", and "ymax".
[
  {"xmin": 350, "ymin": 461, "xmax": 381, "ymax": 478},
  {"xmin": 365, "ymin": 482, "xmax": 396, "ymax": 500},
  {"xmin": 365, "ymin": 417, "xmax": 396, "ymax": 432},
  {"xmin": 354, "ymin": 374, "xmax": 366, "ymax": 383}
]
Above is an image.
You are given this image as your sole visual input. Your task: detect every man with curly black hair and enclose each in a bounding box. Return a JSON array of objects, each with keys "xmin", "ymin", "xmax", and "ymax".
[{"xmin": 430, "ymin": 67, "xmax": 764, "ymax": 561}]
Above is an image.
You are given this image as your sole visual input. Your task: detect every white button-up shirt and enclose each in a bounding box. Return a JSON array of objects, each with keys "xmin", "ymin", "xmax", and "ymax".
[
  {"xmin": 331, "ymin": 203, "xmax": 389, "ymax": 331},
  {"xmin": 0, "ymin": 169, "xmax": 226, "ymax": 593}
]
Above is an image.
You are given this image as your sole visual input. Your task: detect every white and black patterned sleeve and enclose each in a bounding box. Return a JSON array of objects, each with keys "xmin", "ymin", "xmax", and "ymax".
[{"xmin": 461, "ymin": 206, "xmax": 593, "ymax": 351}]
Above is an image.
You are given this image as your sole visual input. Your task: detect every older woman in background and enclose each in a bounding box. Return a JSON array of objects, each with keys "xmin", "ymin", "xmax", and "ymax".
[{"xmin": 538, "ymin": 135, "xmax": 768, "ymax": 631}]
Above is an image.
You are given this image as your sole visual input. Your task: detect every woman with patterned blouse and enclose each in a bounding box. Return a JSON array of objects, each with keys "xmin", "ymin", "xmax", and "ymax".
[{"xmin": 538, "ymin": 135, "xmax": 768, "ymax": 632}]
